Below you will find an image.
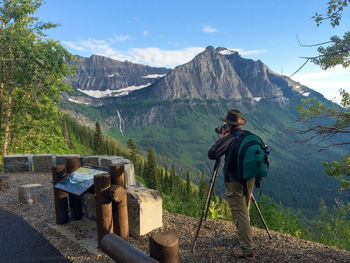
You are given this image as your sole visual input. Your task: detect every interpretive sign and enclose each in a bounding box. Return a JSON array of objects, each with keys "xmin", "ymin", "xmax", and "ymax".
[{"xmin": 54, "ymin": 166, "xmax": 107, "ymax": 196}]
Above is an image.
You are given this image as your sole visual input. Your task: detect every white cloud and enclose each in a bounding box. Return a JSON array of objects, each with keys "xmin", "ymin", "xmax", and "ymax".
[
  {"xmin": 291, "ymin": 66, "xmax": 350, "ymax": 102},
  {"xmin": 111, "ymin": 34, "xmax": 133, "ymax": 42},
  {"xmin": 231, "ymin": 48, "xmax": 268, "ymax": 56},
  {"xmin": 62, "ymin": 37, "xmax": 268, "ymax": 69},
  {"xmin": 61, "ymin": 41, "xmax": 87, "ymax": 52},
  {"xmin": 143, "ymin": 30, "xmax": 150, "ymax": 37},
  {"xmin": 133, "ymin": 16, "xmax": 141, "ymax": 23},
  {"xmin": 120, "ymin": 47, "xmax": 205, "ymax": 68},
  {"xmin": 62, "ymin": 38, "xmax": 128, "ymax": 58},
  {"xmin": 62, "ymin": 39, "xmax": 205, "ymax": 68},
  {"xmin": 202, "ymin": 25, "xmax": 217, "ymax": 33}
]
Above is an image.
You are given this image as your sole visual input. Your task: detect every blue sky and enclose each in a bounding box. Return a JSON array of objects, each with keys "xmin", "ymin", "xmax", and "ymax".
[{"xmin": 36, "ymin": 0, "xmax": 350, "ymax": 102}]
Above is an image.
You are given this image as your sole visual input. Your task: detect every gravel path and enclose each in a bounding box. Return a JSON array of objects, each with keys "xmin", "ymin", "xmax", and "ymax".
[{"xmin": 1, "ymin": 172, "xmax": 349, "ymax": 263}]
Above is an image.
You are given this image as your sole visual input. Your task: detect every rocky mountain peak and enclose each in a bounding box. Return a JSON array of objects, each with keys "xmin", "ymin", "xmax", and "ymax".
[
  {"xmin": 66, "ymin": 46, "xmax": 320, "ymax": 105},
  {"xmin": 133, "ymin": 46, "xmax": 308, "ymax": 103},
  {"xmin": 66, "ymin": 55, "xmax": 171, "ymax": 97}
]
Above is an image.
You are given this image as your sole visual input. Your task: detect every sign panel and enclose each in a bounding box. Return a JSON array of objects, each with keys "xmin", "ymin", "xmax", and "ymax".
[{"xmin": 54, "ymin": 166, "xmax": 107, "ymax": 196}]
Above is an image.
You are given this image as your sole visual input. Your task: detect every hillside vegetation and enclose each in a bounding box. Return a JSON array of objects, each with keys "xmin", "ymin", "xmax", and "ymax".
[
  {"xmin": 0, "ymin": 0, "xmax": 348, "ymax": 255},
  {"xmin": 55, "ymin": 115, "xmax": 350, "ymax": 252}
]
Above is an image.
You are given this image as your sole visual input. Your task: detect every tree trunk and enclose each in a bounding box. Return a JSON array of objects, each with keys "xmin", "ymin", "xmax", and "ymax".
[
  {"xmin": 0, "ymin": 21, "xmax": 5, "ymax": 134},
  {"xmin": 2, "ymin": 39, "xmax": 13, "ymax": 157},
  {"xmin": 3, "ymin": 90, "xmax": 12, "ymax": 156}
]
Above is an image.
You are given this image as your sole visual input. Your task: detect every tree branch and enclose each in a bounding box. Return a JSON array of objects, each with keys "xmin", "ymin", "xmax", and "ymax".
[
  {"xmin": 296, "ymin": 35, "xmax": 332, "ymax": 47},
  {"xmin": 289, "ymin": 58, "xmax": 310, "ymax": 77}
]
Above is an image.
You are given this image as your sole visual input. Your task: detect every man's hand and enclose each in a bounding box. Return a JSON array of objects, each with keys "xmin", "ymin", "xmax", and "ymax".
[
  {"xmin": 220, "ymin": 123, "xmax": 231, "ymax": 138},
  {"xmin": 220, "ymin": 129, "xmax": 229, "ymax": 139}
]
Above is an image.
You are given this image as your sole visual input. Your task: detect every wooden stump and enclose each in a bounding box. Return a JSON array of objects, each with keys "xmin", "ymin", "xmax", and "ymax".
[
  {"xmin": 95, "ymin": 173, "xmax": 113, "ymax": 248},
  {"xmin": 149, "ymin": 230, "xmax": 179, "ymax": 263},
  {"xmin": 18, "ymin": 183, "xmax": 43, "ymax": 205},
  {"xmin": 110, "ymin": 164, "xmax": 129, "ymax": 241},
  {"xmin": 52, "ymin": 165, "xmax": 69, "ymax": 224}
]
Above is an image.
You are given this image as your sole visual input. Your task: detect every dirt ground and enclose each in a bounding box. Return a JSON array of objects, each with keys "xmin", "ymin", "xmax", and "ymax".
[{"xmin": 1, "ymin": 172, "xmax": 349, "ymax": 263}]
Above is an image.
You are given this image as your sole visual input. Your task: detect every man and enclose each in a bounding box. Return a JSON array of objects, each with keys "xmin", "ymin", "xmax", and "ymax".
[{"xmin": 208, "ymin": 109, "xmax": 256, "ymax": 261}]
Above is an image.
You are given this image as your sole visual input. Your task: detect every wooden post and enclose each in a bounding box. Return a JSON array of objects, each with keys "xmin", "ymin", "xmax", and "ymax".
[
  {"xmin": 66, "ymin": 157, "xmax": 80, "ymax": 174},
  {"xmin": 101, "ymin": 233, "xmax": 159, "ymax": 263},
  {"xmin": 110, "ymin": 164, "xmax": 129, "ymax": 241},
  {"xmin": 66, "ymin": 157, "xmax": 83, "ymax": 220},
  {"xmin": 95, "ymin": 173, "xmax": 113, "ymax": 248},
  {"xmin": 52, "ymin": 165, "xmax": 69, "ymax": 224},
  {"xmin": 149, "ymin": 230, "xmax": 179, "ymax": 263}
]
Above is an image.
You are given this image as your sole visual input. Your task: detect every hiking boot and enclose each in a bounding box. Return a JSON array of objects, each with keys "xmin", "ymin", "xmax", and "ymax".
[
  {"xmin": 244, "ymin": 250, "xmax": 256, "ymax": 261},
  {"xmin": 233, "ymin": 247, "xmax": 256, "ymax": 261}
]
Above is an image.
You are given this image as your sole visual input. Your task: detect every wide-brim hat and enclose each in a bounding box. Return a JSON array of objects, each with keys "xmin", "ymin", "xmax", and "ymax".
[{"xmin": 220, "ymin": 109, "xmax": 246, "ymax": 125}]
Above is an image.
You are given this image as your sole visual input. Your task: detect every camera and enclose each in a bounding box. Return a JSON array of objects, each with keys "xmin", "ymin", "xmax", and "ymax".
[{"xmin": 215, "ymin": 123, "xmax": 228, "ymax": 134}]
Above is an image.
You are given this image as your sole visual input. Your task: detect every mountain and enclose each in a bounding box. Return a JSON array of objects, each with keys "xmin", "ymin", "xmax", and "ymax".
[
  {"xmin": 61, "ymin": 46, "xmax": 345, "ymax": 216},
  {"xmin": 131, "ymin": 46, "xmax": 319, "ymax": 103},
  {"xmin": 64, "ymin": 55, "xmax": 171, "ymax": 106}
]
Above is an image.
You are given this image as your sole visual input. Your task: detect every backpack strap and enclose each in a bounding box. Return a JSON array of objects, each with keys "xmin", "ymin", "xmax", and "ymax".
[{"xmin": 229, "ymin": 130, "xmax": 251, "ymax": 176}]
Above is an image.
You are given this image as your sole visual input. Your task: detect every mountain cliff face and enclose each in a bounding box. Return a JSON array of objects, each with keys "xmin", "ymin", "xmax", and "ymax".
[
  {"xmin": 65, "ymin": 46, "xmax": 318, "ymax": 107},
  {"xmin": 67, "ymin": 55, "xmax": 171, "ymax": 96},
  {"xmin": 62, "ymin": 46, "xmax": 343, "ymax": 215},
  {"xmin": 130, "ymin": 46, "xmax": 316, "ymax": 105},
  {"xmin": 135, "ymin": 46, "xmax": 251, "ymax": 100}
]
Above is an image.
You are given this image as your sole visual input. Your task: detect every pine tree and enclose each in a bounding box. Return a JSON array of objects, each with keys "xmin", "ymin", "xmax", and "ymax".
[
  {"xmin": 186, "ymin": 171, "xmax": 191, "ymax": 199},
  {"xmin": 94, "ymin": 121, "xmax": 104, "ymax": 154},
  {"xmin": 163, "ymin": 166, "xmax": 170, "ymax": 194},
  {"xmin": 146, "ymin": 148, "xmax": 160, "ymax": 189},
  {"xmin": 199, "ymin": 171, "xmax": 208, "ymax": 200},
  {"xmin": 160, "ymin": 168, "xmax": 165, "ymax": 192},
  {"xmin": 127, "ymin": 139, "xmax": 139, "ymax": 165},
  {"xmin": 170, "ymin": 164, "xmax": 176, "ymax": 191}
]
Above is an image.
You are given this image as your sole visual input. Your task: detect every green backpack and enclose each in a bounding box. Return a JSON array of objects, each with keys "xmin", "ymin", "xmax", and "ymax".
[{"xmin": 227, "ymin": 131, "xmax": 269, "ymax": 187}]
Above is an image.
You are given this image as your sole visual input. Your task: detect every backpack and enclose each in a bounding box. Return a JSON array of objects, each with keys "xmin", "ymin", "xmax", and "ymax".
[{"xmin": 227, "ymin": 130, "xmax": 269, "ymax": 188}]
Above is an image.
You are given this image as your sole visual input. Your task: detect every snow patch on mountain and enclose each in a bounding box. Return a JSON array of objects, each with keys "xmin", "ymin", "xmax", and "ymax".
[
  {"xmin": 68, "ymin": 98, "xmax": 90, "ymax": 105},
  {"xmin": 142, "ymin": 74, "xmax": 167, "ymax": 79},
  {"xmin": 78, "ymin": 83, "xmax": 151, "ymax": 98},
  {"xmin": 218, "ymin": 49, "xmax": 235, "ymax": 55}
]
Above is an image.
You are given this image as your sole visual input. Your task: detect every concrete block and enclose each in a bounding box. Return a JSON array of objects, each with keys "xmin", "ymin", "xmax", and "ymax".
[
  {"xmin": 82, "ymin": 192, "xmax": 96, "ymax": 220},
  {"xmin": 100, "ymin": 156, "xmax": 127, "ymax": 169},
  {"xmin": 0, "ymin": 176, "xmax": 10, "ymax": 191},
  {"xmin": 127, "ymin": 186, "xmax": 163, "ymax": 236},
  {"xmin": 32, "ymin": 154, "xmax": 55, "ymax": 172},
  {"xmin": 124, "ymin": 163, "xmax": 136, "ymax": 186},
  {"xmin": 100, "ymin": 157, "xmax": 135, "ymax": 187},
  {"xmin": 82, "ymin": 155, "xmax": 107, "ymax": 167},
  {"xmin": 18, "ymin": 183, "xmax": 44, "ymax": 205},
  {"xmin": 81, "ymin": 184, "xmax": 163, "ymax": 236},
  {"xmin": 55, "ymin": 154, "xmax": 80, "ymax": 166},
  {"xmin": 3, "ymin": 154, "xmax": 33, "ymax": 172}
]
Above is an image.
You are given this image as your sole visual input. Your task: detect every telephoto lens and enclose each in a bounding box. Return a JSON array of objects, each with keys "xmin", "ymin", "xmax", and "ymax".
[
  {"xmin": 215, "ymin": 123, "xmax": 227, "ymax": 134},
  {"xmin": 215, "ymin": 125, "xmax": 222, "ymax": 134}
]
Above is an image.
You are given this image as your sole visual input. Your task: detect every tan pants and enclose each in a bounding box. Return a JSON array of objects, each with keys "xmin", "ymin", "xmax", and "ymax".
[{"xmin": 225, "ymin": 178, "xmax": 255, "ymax": 255}]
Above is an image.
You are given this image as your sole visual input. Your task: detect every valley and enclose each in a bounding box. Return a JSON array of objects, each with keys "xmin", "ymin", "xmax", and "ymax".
[{"xmin": 61, "ymin": 46, "xmax": 346, "ymax": 216}]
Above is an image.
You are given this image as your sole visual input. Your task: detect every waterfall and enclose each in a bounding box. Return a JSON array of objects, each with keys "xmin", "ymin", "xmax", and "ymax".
[{"xmin": 116, "ymin": 110, "xmax": 124, "ymax": 135}]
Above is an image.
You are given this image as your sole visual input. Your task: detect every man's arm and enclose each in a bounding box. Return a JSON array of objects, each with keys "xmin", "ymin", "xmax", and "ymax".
[{"xmin": 208, "ymin": 135, "xmax": 234, "ymax": 160}]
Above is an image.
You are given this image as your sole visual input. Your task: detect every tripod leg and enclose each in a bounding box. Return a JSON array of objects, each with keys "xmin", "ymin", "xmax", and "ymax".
[
  {"xmin": 251, "ymin": 194, "xmax": 272, "ymax": 239},
  {"xmin": 204, "ymin": 173, "xmax": 217, "ymax": 221},
  {"xmin": 191, "ymin": 160, "xmax": 220, "ymax": 252}
]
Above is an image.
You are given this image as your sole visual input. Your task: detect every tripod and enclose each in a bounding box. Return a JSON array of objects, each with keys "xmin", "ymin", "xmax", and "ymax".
[{"xmin": 191, "ymin": 159, "xmax": 272, "ymax": 253}]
